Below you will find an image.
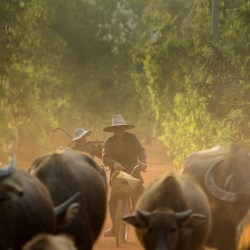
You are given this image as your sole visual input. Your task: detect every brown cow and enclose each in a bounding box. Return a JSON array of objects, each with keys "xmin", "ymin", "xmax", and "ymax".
[
  {"xmin": 182, "ymin": 144, "xmax": 250, "ymax": 250},
  {"xmin": 29, "ymin": 149, "xmax": 107, "ymax": 250},
  {"xmin": 123, "ymin": 171, "xmax": 211, "ymax": 250},
  {"xmin": 0, "ymin": 153, "xmax": 79, "ymax": 250}
]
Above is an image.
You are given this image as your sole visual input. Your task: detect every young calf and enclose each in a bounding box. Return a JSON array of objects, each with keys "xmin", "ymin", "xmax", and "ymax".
[{"xmin": 124, "ymin": 171, "xmax": 211, "ymax": 250}]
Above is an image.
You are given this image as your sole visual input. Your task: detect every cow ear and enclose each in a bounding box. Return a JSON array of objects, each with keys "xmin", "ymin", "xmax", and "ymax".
[
  {"xmin": 123, "ymin": 214, "xmax": 148, "ymax": 229},
  {"xmin": 64, "ymin": 203, "xmax": 81, "ymax": 225},
  {"xmin": 181, "ymin": 213, "xmax": 206, "ymax": 229}
]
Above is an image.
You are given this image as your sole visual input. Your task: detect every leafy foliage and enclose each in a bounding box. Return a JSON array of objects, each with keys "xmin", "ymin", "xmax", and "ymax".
[
  {"xmin": 131, "ymin": 0, "xmax": 250, "ymax": 166},
  {"xmin": 0, "ymin": 0, "xmax": 249, "ymax": 166}
]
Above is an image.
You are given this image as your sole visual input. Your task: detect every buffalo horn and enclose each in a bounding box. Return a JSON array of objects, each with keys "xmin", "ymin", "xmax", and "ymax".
[
  {"xmin": 176, "ymin": 209, "xmax": 192, "ymax": 220},
  {"xmin": 54, "ymin": 192, "xmax": 81, "ymax": 216},
  {"xmin": 137, "ymin": 210, "xmax": 151, "ymax": 224},
  {"xmin": 204, "ymin": 158, "xmax": 237, "ymax": 202},
  {"xmin": 0, "ymin": 152, "xmax": 16, "ymax": 178},
  {"xmin": 224, "ymin": 174, "xmax": 235, "ymax": 188}
]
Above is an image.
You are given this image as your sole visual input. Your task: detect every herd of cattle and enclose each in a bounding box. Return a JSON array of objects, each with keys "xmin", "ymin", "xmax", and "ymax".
[{"xmin": 0, "ymin": 144, "xmax": 249, "ymax": 250}]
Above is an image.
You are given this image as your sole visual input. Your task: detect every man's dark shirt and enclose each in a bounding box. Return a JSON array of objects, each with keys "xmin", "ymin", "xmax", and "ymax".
[{"xmin": 102, "ymin": 132, "xmax": 147, "ymax": 180}]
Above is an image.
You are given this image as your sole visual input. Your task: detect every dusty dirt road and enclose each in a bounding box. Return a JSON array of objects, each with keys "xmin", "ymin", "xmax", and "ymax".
[
  {"xmin": 94, "ymin": 141, "xmax": 173, "ymax": 250},
  {"xmin": 17, "ymin": 140, "xmax": 214, "ymax": 250},
  {"xmin": 15, "ymin": 141, "xmax": 170, "ymax": 250}
]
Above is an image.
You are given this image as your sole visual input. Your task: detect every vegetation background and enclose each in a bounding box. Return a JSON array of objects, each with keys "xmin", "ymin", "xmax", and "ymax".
[{"xmin": 0, "ymin": 0, "xmax": 249, "ymax": 167}]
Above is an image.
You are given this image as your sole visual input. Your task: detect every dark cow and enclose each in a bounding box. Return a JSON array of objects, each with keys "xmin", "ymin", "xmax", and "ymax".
[
  {"xmin": 0, "ymin": 153, "xmax": 23, "ymax": 201},
  {"xmin": 182, "ymin": 144, "xmax": 250, "ymax": 250},
  {"xmin": 123, "ymin": 171, "xmax": 211, "ymax": 250},
  {"xmin": 29, "ymin": 148, "xmax": 107, "ymax": 250},
  {"xmin": 0, "ymin": 154, "xmax": 79, "ymax": 250},
  {"xmin": 236, "ymin": 209, "xmax": 250, "ymax": 250},
  {"xmin": 22, "ymin": 234, "xmax": 77, "ymax": 250}
]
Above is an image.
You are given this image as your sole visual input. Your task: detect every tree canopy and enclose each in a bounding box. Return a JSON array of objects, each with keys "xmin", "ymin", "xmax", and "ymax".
[{"xmin": 0, "ymin": 0, "xmax": 249, "ymax": 166}]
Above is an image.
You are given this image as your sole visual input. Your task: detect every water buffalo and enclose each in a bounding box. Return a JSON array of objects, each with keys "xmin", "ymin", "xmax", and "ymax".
[
  {"xmin": 22, "ymin": 234, "xmax": 77, "ymax": 250},
  {"xmin": 0, "ymin": 153, "xmax": 23, "ymax": 201},
  {"xmin": 123, "ymin": 171, "xmax": 211, "ymax": 250},
  {"xmin": 236, "ymin": 209, "xmax": 250, "ymax": 250},
  {"xmin": 29, "ymin": 148, "xmax": 107, "ymax": 250},
  {"xmin": 0, "ymin": 153, "xmax": 79, "ymax": 250},
  {"xmin": 182, "ymin": 144, "xmax": 250, "ymax": 250}
]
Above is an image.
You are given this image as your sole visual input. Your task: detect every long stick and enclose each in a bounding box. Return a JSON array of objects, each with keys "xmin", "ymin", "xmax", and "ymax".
[
  {"xmin": 50, "ymin": 127, "xmax": 73, "ymax": 149},
  {"xmin": 50, "ymin": 127, "xmax": 104, "ymax": 150}
]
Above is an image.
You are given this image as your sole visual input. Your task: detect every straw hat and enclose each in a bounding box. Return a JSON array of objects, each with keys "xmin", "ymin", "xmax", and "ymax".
[
  {"xmin": 103, "ymin": 114, "xmax": 135, "ymax": 132},
  {"xmin": 72, "ymin": 128, "xmax": 91, "ymax": 141}
]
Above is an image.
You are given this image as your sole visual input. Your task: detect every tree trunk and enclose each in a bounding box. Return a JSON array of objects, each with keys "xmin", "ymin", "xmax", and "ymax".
[
  {"xmin": 224, "ymin": 0, "xmax": 229, "ymax": 8},
  {"xmin": 212, "ymin": 0, "xmax": 219, "ymax": 42}
]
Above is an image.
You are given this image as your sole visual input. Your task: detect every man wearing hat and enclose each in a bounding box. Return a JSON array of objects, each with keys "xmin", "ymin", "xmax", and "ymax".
[
  {"xmin": 71, "ymin": 128, "xmax": 102, "ymax": 159},
  {"xmin": 102, "ymin": 114, "xmax": 147, "ymax": 237}
]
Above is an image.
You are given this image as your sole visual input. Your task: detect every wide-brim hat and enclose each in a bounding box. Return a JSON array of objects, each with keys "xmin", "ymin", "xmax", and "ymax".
[
  {"xmin": 72, "ymin": 128, "xmax": 92, "ymax": 141},
  {"xmin": 103, "ymin": 114, "xmax": 135, "ymax": 132}
]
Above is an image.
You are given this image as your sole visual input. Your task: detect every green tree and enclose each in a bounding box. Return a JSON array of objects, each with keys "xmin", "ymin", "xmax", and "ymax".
[{"xmin": 132, "ymin": 0, "xmax": 250, "ymax": 166}]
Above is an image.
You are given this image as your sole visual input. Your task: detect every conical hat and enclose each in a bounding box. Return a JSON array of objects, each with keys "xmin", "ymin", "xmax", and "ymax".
[{"xmin": 103, "ymin": 115, "xmax": 134, "ymax": 132}]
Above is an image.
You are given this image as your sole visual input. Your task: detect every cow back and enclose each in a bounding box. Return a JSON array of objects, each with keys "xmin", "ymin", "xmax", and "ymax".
[
  {"xmin": 30, "ymin": 149, "xmax": 107, "ymax": 250},
  {"xmin": 0, "ymin": 170, "xmax": 55, "ymax": 250}
]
